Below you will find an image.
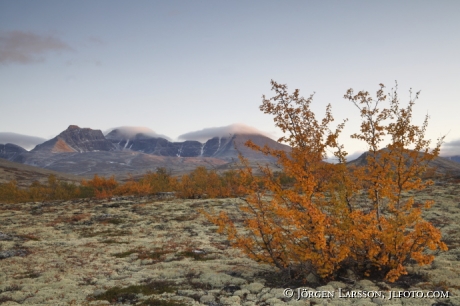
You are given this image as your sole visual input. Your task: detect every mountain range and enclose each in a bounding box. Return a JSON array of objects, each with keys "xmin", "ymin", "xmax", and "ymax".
[
  {"xmin": 2, "ymin": 125, "xmax": 460, "ymax": 180},
  {"xmin": 0, "ymin": 125, "xmax": 290, "ymax": 178}
]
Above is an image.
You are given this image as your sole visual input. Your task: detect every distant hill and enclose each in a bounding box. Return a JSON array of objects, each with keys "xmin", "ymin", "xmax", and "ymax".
[
  {"xmin": 18, "ymin": 151, "xmax": 227, "ymax": 178},
  {"xmin": 348, "ymin": 150, "xmax": 460, "ymax": 176},
  {"xmin": 0, "ymin": 143, "xmax": 27, "ymax": 163},
  {"xmin": 443, "ymin": 155, "xmax": 460, "ymax": 164},
  {"xmin": 0, "ymin": 158, "xmax": 83, "ymax": 187}
]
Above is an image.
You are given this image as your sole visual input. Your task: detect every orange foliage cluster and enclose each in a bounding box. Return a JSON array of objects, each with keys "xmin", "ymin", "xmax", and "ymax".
[
  {"xmin": 206, "ymin": 81, "xmax": 447, "ymax": 283},
  {"xmin": 0, "ymin": 174, "xmax": 82, "ymax": 203},
  {"xmin": 80, "ymin": 166, "xmax": 247, "ymax": 199},
  {"xmin": 0, "ymin": 166, "xmax": 247, "ymax": 203}
]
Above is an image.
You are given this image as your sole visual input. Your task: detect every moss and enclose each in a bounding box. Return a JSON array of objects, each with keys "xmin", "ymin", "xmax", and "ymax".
[
  {"xmin": 113, "ymin": 248, "xmax": 170, "ymax": 260},
  {"xmin": 17, "ymin": 234, "xmax": 40, "ymax": 241},
  {"xmin": 96, "ymin": 217, "xmax": 125, "ymax": 225},
  {"xmin": 92, "ymin": 280, "xmax": 177, "ymax": 302},
  {"xmin": 17, "ymin": 271, "xmax": 41, "ymax": 279},
  {"xmin": 79, "ymin": 229, "xmax": 131, "ymax": 238},
  {"xmin": 113, "ymin": 250, "xmax": 138, "ymax": 258},
  {"xmin": 139, "ymin": 249, "xmax": 170, "ymax": 260},
  {"xmin": 177, "ymin": 250, "xmax": 214, "ymax": 261},
  {"xmin": 139, "ymin": 298, "xmax": 188, "ymax": 306},
  {"xmin": 0, "ymin": 296, "xmax": 14, "ymax": 303},
  {"xmin": 100, "ymin": 239, "xmax": 129, "ymax": 244}
]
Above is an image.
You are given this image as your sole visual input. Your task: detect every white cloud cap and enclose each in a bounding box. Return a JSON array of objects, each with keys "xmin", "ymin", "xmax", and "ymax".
[
  {"xmin": 104, "ymin": 126, "xmax": 171, "ymax": 140},
  {"xmin": 0, "ymin": 132, "xmax": 47, "ymax": 150},
  {"xmin": 178, "ymin": 123, "xmax": 273, "ymax": 142}
]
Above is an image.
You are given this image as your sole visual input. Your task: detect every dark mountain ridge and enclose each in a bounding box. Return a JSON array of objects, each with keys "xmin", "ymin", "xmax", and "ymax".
[
  {"xmin": 3, "ymin": 125, "xmax": 460, "ymax": 179},
  {"xmin": 32, "ymin": 125, "xmax": 115, "ymax": 153},
  {"xmin": 105, "ymin": 128, "xmax": 289, "ymax": 160},
  {"xmin": 0, "ymin": 143, "xmax": 27, "ymax": 163},
  {"xmin": 0, "ymin": 125, "xmax": 290, "ymax": 178}
]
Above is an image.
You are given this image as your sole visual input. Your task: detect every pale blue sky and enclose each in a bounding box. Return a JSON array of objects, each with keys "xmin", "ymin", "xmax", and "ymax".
[{"xmin": 1, "ymin": 0, "xmax": 459, "ymax": 157}]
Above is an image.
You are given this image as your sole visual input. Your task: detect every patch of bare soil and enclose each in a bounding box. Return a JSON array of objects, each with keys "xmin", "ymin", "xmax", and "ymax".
[{"xmin": 0, "ymin": 183, "xmax": 459, "ymax": 305}]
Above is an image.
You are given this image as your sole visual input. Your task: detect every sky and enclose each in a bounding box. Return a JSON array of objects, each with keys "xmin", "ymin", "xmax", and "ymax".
[{"xmin": 1, "ymin": 0, "xmax": 460, "ymax": 158}]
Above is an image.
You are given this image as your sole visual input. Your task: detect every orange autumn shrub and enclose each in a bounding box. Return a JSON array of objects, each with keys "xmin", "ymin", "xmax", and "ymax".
[
  {"xmin": 139, "ymin": 167, "xmax": 178, "ymax": 194},
  {"xmin": 207, "ymin": 80, "xmax": 447, "ymax": 283},
  {"xmin": 0, "ymin": 180, "xmax": 29, "ymax": 203},
  {"xmin": 113, "ymin": 180, "xmax": 152, "ymax": 196},
  {"xmin": 81, "ymin": 174, "xmax": 118, "ymax": 199},
  {"xmin": 0, "ymin": 175, "xmax": 81, "ymax": 203}
]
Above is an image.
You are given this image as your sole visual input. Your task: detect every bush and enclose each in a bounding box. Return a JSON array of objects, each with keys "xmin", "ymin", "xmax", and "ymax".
[{"xmin": 207, "ymin": 80, "xmax": 447, "ymax": 283}]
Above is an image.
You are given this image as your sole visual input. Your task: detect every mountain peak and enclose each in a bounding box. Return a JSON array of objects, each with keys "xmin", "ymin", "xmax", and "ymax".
[{"xmin": 33, "ymin": 126, "xmax": 115, "ymax": 153}]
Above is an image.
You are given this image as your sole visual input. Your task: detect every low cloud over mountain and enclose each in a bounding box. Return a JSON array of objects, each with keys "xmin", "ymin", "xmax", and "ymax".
[
  {"xmin": 0, "ymin": 132, "xmax": 47, "ymax": 150},
  {"xmin": 441, "ymin": 139, "xmax": 460, "ymax": 156},
  {"xmin": 104, "ymin": 126, "xmax": 171, "ymax": 141},
  {"xmin": 178, "ymin": 123, "xmax": 273, "ymax": 142}
]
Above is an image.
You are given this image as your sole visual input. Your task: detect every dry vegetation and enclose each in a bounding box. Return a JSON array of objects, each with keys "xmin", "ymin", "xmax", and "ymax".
[
  {"xmin": 0, "ymin": 187, "xmax": 459, "ymax": 305},
  {"xmin": 1, "ymin": 81, "xmax": 459, "ymax": 305},
  {"xmin": 0, "ymin": 166, "xmax": 247, "ymax": 204}
]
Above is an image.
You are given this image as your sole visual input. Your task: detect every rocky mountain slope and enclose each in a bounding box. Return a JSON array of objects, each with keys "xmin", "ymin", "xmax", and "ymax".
[
  {"xmin": 106, "ymin": 128, "xmax": 290, "ymax": 161},
  {"xmin": 0, "ymin": 143, "xmax": 27, "ymax": 163},
  {"xmin": 32, "ymin": 125, "xmax": 115, "ymax": 153},
  {"xmin": 3, "ymin": 125, "xmax": 460, "ymax": 180},
  {"xmin": 445, "ymin": 155, "xmax": 460, "ymax": 164},
  {"xmin": 0, "ymin": 126, "xmax": 291, "ymax": 178}
]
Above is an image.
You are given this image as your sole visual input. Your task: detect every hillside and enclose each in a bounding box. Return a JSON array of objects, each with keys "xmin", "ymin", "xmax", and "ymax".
[
  {"xmin": 348, "ymin": 150, "xmax": 460, "ymax": 177},
  {"xmin": 0, "ymin": 158, "xmax": 83, "ymax": 187}
]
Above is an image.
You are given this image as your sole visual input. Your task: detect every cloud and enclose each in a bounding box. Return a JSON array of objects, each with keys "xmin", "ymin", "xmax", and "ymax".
[
  {"xmin": 104, "ymin": 126, "xmax": 171, "ymax": 141},
  {"xmin": 178, "ymin": 123, "xmax": 273, "ymax": 142},
  {"xmin": 440, "ymin": 139, "xmax": 460, "ymax": 156},
  {"xmin": 323, "ymin": 150, "xmax": 365, "ymax": 164},
  {"xmin": 0, "ymin": 31, "xmax": 72, "ymax": 64},
  {"xmin": 0, "ymin": 132, "xmax": 47, "ymax": 150}
]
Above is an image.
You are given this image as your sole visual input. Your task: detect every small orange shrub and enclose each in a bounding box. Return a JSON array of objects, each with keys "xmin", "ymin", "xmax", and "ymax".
[
  {"xmin": 207, "ymin": 80, "xmax": 447, "ymax": 283},
  {"xmin": 81, "ymin": 175, "xmax": 118, "ymax": 199}
]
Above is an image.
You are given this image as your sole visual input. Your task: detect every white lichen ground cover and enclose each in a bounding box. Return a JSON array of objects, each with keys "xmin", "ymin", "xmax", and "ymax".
[{"xmin": 0, "ymin": 181, "xmax": 460, "ymax": 305}]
